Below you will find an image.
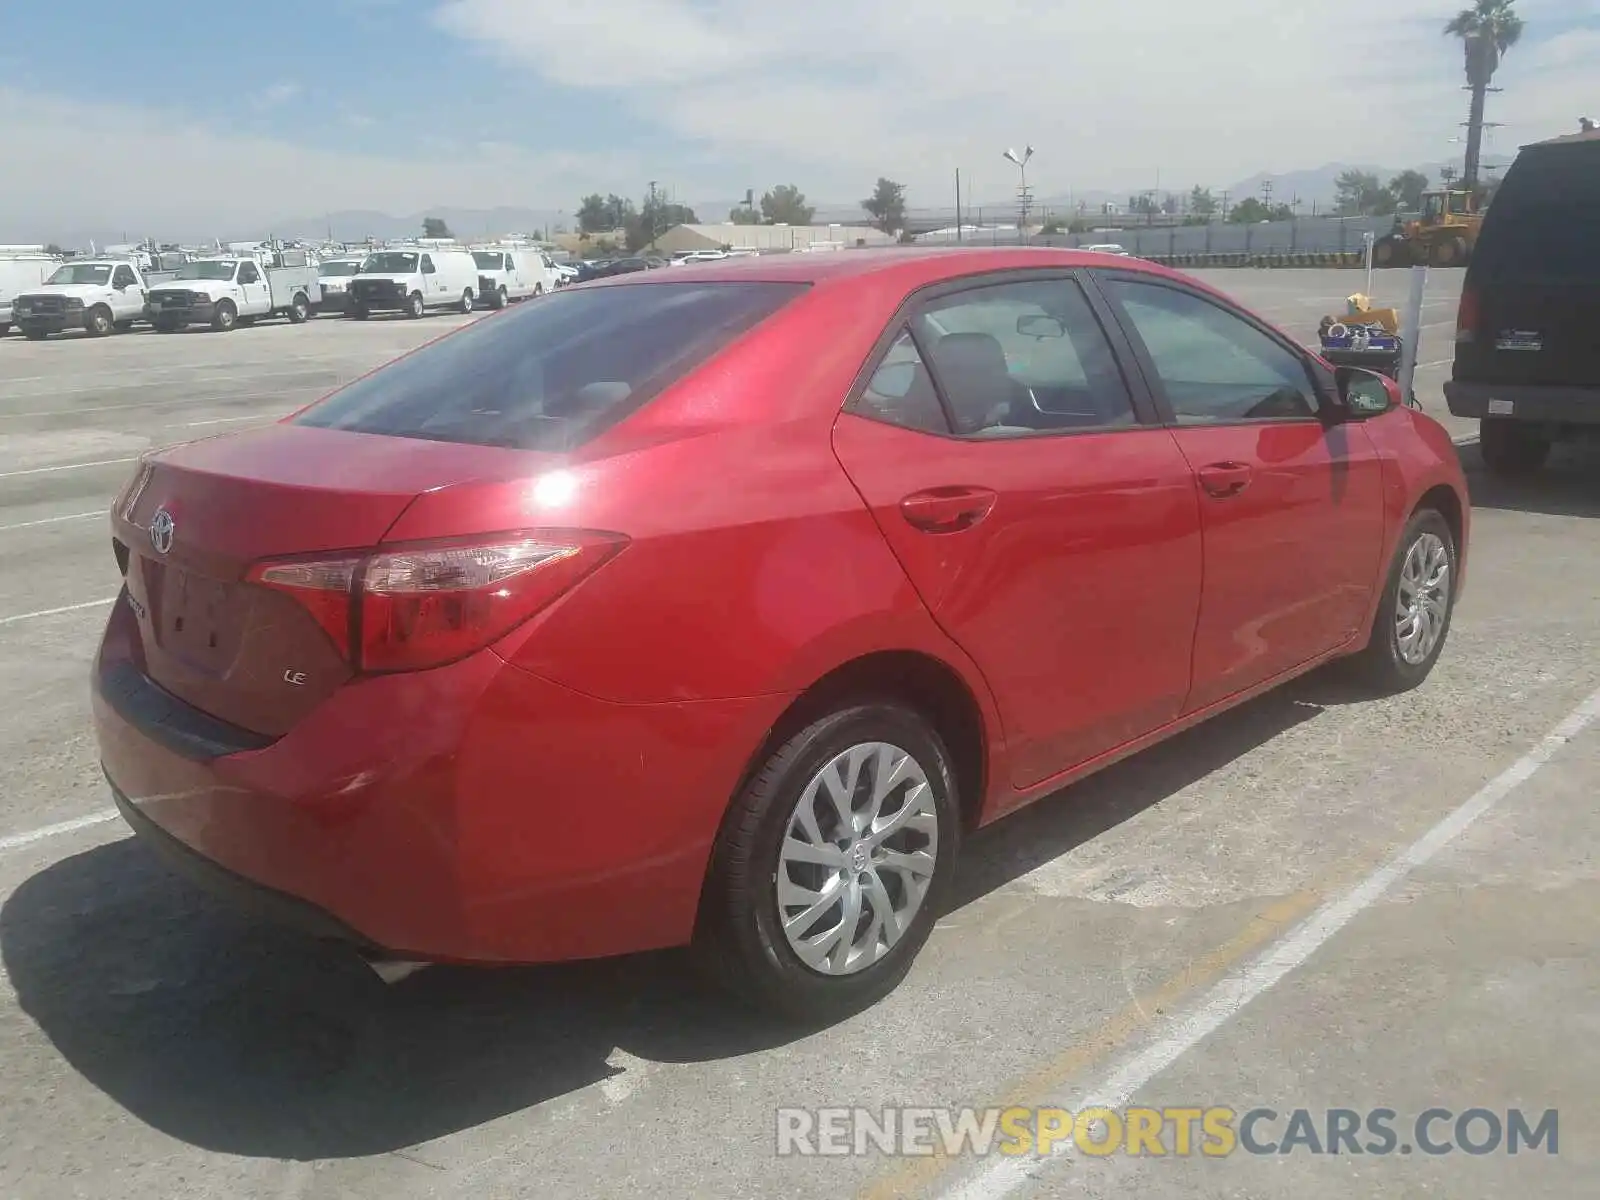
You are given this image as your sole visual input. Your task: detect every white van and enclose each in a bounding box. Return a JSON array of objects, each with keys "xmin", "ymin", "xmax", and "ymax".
[
  {"xmin": 347, "ymin": 246, "xmax": 480, "ymax": 318},
  {"xmin": 0, "ymin": 250, "xmax": 63, "ymax": 336},
  {"xmin": 470, "ymin": 248, "xmax": 549, "ymax": 308}
]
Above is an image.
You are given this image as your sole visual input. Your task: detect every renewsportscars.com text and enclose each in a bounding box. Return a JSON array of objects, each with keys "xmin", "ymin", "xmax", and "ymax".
[{"xmin": 775, "ymin": 1106, "xmax": 1559, "ymax": 1158}]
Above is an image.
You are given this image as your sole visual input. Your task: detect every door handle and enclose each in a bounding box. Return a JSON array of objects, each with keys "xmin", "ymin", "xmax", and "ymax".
[
  {"xmin": 900, "ymin": 486, "xmax": 997, "ymax": 533},
  {"xmin": 1197, "ymin": 461, "xmax": 1253, "ymax": 498}
]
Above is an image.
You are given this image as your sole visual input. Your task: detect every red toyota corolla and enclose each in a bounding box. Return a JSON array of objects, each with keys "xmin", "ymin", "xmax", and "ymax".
[{"xmin": 93, "ymin": 248, "xmax": 1468, "ymax": 1019}]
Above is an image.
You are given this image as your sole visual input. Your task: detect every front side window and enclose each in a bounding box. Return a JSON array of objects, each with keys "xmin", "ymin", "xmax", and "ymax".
[
  {"xmin": 1103, "ymin": 279, "xmax": 1319, "ymax": 423},
  {"xmin": 294, "ymin": 281, "xmax": 807, "ymax": 451},
  {"xmin": 907, "ymin": 277, "xmax": 1137, "ymax": 436},
  {"xmin": 238, "ymin": 263, "xmax": 261, "ymax": 284},
  {"xmin": 112, "ymin": 266, "xmax": 137, "ymax": 287},
  {"xmin": 420, "ymin": 255, "xmax": 436, "ymax": 274}
]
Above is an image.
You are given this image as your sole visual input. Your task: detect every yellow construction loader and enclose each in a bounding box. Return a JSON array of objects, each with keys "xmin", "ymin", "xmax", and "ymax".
[{"xmin": 1371, "ymin": 189, "xmax": 1485, "ymax": 267}]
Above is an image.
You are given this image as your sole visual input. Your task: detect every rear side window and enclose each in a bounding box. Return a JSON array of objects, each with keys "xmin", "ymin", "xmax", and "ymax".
[
  {"xmin": 294, "ymin": 282, "xmax": 807, "ymax": 450},
  {"xmin": 1473, "ymin": 145, "xmax": 1600, "ymax": 280}
]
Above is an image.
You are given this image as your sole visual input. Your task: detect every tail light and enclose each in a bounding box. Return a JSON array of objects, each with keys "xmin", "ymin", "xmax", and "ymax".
[
  {"xmin": 246, "ymin": 531, "xmax": 627, "ymax": 673},
  {"xmin": 1455, "ymin": 285, "xmax": 1479, "ymax": 344}
]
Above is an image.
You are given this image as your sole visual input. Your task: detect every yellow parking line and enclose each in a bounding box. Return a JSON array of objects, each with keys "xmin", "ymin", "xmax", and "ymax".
[{"xmin": 856, "ymin": 887, "xmax": 1323, "ymax": 1200}]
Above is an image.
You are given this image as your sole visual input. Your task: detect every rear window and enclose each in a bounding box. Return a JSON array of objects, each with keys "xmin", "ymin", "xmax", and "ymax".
[
  {"xmin": 293, "ymin": 281, "xmax": 807, "ymax": 451},
  {"xmin": 1472, "ymin": 144, "xmax": 1600, "ymax": 280}
]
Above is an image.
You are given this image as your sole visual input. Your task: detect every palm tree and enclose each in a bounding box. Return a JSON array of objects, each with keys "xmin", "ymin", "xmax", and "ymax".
[{"xmin": 1444, "ymin": 0, "xmax": 1524, "ymax": 189}]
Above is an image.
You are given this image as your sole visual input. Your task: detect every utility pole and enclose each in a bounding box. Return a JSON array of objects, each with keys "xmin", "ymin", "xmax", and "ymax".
[{"xmin": 955, "ymin": 168, "xmax": 962, "ymax": 244}]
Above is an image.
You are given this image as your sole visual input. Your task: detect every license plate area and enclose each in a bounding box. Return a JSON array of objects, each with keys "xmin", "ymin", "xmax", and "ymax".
[{"xmin": 145, "ymin": 560, "xmax": 244, "ymax": 672}]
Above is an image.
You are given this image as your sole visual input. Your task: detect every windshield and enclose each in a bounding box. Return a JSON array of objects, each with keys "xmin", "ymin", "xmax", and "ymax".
[
  {"xmin": 174, "ymin": 261, "xmax": 238, "ymax": 280},
  {"xmin": 473, "ymin": 252, "xmax": 505, "ymax": 269},
  {"xmin": 294, "ymin": 281, "xmax": 807, "ymax": 451},
  {"xmin": 362, "ymin": 252, "xmax": 418, "ymax": 273},
  {"xmin": 44, "ymin": 264, "xmax": 112, "ymax": 285},
  {"xmin": 320, "ymin": 260, "xmax": 363, "ymax": 276},
  {"xmin": 1422, "ymin": 194, "xmax": 1445, "ymax": 219}
]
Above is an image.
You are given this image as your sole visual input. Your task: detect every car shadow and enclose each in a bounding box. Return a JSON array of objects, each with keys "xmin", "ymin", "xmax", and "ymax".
[
  {"xmin": 0, "ymin": 679, "xmax": 1348, "ymax": 1161},
  {"xmin": 1460, "ymin": 440, "xmax": 1600, "ymax": 519}
]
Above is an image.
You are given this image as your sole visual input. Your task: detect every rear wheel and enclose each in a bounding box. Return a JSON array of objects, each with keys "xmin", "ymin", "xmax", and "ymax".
[
  {"xmin": 113, "ymin": 320, "xmax": 134, "ymax": 332},
  {"xmin": 695, "ymin": 701, "xmax": 959, "ymax": 1023},
  {"xmin": 406, "ymin": 292, "xmax": 425, "ymax": 319},
  {"xmin": 288, "ymin": 294, "xmax": 311, "ymax": 323},
  {"xmin": 348, "ymin": 303, "xmax": 369, "ymax": 320},
  {"xmin": 1372, "ymin": 236, "xmax": 1404, "ymax": 268},
  {"xmin": 534, "ymin": 283, "xmax": 545, "ymax": 297},
  {"xmin": 1479, "ymin": 417, "xmax": 1551, "ymax": 477},
  {"xmin": 459, "ymin": 289, "xmax": 474, "ymax": 314},
  {"xmin": 1347, "ymin": 509, "xmax": 1457, "ymax": 694},
  {"xmin": 23, "ymin": 327, "xmax": 47, "ymax": 340},
  {"xmin": 495, "ymin": 285, "xmax": 508, "ymax": 309},
  {"xmin": 0, "ymin": 323, "xmax": 10, "ymax": 337},
  {"xmin": 1430, "ymin": 237, "xmax": 1466, "ymax": 267},
  {"xmin": 85, "ymin": 305, "xmax": 113, "ymax": 337},
  {"xmin": 210, "ymin": 300, "xmax": 237, "ymax": 332}
]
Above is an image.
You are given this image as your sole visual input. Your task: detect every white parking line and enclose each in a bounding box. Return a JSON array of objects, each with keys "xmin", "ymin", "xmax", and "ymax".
[
  {"xmin": 0, "ymin": 510, "xmax": 104, "ymax": 533},
  {"xmin": 178, "ymin": 412, "xmax": 289, "ymax": 428},
  {"xmin": 0, "ymin": 810, "xmax": 119, "ymax": 854},
  {"xmin": 0, "ymin": 597, "xmax": 116, "ymax": 627},
  {"xmin": 0, "ymin": 457, "xmax": 136, "ymax": 479},
  {"xmin": 938, "ymin": 682, "xmax": 1600, "ymax": 1200},
  {"xmin": 0, "ymin": 389, "xmax": 308, "ymax": 419}
]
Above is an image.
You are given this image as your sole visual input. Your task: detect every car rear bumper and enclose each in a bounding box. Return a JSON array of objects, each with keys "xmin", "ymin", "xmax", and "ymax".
[
  {"xmin": 1444, "ymin": 380, "xmax": 1600, "ymax": 425},
  {"xmin": 91, "ymin": 589, "xmax": 789, "ymax": 964}
]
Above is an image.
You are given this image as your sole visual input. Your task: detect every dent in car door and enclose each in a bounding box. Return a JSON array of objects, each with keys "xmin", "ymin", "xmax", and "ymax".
[
  {"xmin": 1098, "ymin": 275, "xmax": 1386, "ymax": 712},
  {"xmin": 831, "ymin": 274, "xmax": 1203, "ymax": 795}
]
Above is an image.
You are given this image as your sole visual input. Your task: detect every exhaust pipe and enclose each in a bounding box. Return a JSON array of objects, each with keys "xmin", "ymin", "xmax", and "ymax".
[{"xmin": 363, "ymin": 957, "xmax": 431, "ymax": 985}]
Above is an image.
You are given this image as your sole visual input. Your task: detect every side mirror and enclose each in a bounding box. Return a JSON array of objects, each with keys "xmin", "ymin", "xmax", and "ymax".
[
  {"xmin": 1017, "ymin": 314, "xmax": 1065, "ymax": 339},
  {"xmin": 1333, "ymin": 366, "xmax": 1399, "ymax": 419}
]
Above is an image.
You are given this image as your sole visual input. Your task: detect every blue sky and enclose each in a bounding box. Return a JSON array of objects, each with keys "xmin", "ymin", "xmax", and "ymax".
[{"xmin": 2, "ymin": 0, "xmax": 1595, "ymax": 241}]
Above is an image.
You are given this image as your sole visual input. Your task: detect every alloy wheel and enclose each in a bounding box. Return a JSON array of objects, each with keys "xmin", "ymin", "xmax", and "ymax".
[
  {"xmin": 776, "ymin": 741, "xmax": 939, "ymax": 976},
  {"xmin": 1395, "ymin": 532, "xmax": 1450, "ymax": 665}
]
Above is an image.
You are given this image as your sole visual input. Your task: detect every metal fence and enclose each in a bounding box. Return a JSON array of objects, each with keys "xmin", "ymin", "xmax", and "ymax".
[{"xmin": 912, "ymin": 214, "xmax": 1395, "ymax": 254}]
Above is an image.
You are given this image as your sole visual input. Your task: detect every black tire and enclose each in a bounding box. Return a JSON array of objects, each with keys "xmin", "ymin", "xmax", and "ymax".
[
  {"xmin": 1347, "ymin": 509, "xmax": 1458, "ymax": 694},
  {"xmin": 694, "ymin": 701, "xmax": 960, "ymax": 1024},
  {"xmin": 210, "ymin": 299, "xmax": 237, "ymax": 332},
  {"xmin": 287, "ymin": 294, "xmax": 310, "ymax": 324},
  {"xmin": 348, "ymin": 304, "xmax": 369, "ymax": 320},
  {"xmin": 154, "ymin": 318, "xmax": 181, "ymax": 333},
  {"xmin": 1430, "ymin": 237, "xmax": 1465, "ymax": 268},
  {"xmin": 495, "ymin": 285, "xmax": 508, "ymax": 309},
  {"xmin": 113, "ymin": 320, "xmax": 134, "ymax": 332},
  {"xmin": 86, "ymin": 305, "xmax": 113, "ymax": 337},
  {"xmin": 406, "ymin": 292, "xmax": 425, "ymax": 319},
  {"xmin": 533, "ymin": 283, "xmax": 545, "ymax": 297},
  {"xmin": 23, "ymin": 328, "xmax": 47, "ymax": 340},
  {"xmin": 237, "ymin": 315, "xmax": 256, "ymax": 327},
  {"xmin": 0, "ymin": 323, "xmax": 10, "ymax": 337},
  {"xmin": 1372, "ymin": 237, "xmax": 1402, "ymax": 268},
  {"xmin": 1479, "ymin": 417, "xmax": 1551, "ymax": 477},
  {"xmin": 459, "ymin": 289, "xmax": 474, "ymax": 315}
]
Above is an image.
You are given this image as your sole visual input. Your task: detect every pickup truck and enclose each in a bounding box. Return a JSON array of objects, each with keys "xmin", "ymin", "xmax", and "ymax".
[
  {"xmin": 144, "ymin": 251, "xmax": 321, "ymax": 332},
  {"xmin": 11, "ymin": 259, "xmax": 149, "ymax": 339}
]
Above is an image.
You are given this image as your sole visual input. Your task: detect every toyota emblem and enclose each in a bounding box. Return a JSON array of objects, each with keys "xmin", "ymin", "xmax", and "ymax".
[{"xmin": 149, "ymin": 507, "xmax": 175, "ymax": 555}]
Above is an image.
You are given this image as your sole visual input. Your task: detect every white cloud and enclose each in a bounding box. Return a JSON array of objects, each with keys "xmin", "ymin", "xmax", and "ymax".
[
  {"xmin": 434, "ymin": 0, "xmax": 1598, "ymax": 200},
  {"xmin": 259, "ymin": 81, "xmax": 302, "ymax": 107},
  {"xmin": 0, "ymin": 88, "xmax": 642, "ymax": 241}
]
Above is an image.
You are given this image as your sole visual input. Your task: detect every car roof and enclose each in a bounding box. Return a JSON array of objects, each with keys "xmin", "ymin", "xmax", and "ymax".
[{"xmin": 580, "ymin": 245, "xmax": 1164, "ymax": 289}]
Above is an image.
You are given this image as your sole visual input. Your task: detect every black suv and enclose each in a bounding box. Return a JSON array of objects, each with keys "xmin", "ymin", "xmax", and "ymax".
[{"xmin": 1445, "ymin": 126, "xmax": 1600, "ymax": 475}]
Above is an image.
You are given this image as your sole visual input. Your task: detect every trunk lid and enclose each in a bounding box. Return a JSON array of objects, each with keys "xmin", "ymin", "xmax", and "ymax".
[{"xmin": 112, "ymin": 422, "xmax": 550, "ymax": 736}]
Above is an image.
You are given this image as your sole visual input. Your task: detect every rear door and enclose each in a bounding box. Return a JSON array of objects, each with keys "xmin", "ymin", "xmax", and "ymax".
[
  {"xmin": 1095, "ymin": 272, "xmax": 1385, "ymax": 712},
  {"xmin": 1456, "ymin": 139, "xmax": 1600, "ymax": 388},
  {"xmin": 831, "ymin": 271, "xmax": 1203, "ymax": 792}
]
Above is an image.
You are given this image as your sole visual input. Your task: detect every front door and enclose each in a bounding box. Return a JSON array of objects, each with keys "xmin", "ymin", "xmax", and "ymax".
[
  {"xmin": 110, "ymin": 264, "xmax": 143, "ymax": 319},
  {"xmin": 831, "ymin": 273, "xmax": 1203, "ymax": 793},
  {"xmin": 1096, "ymin": 273, "xmax": 1386, "ymax": 713},
  {"xmin": 236, "ymin": 261, "xmax": 270, "ymax": 314}
]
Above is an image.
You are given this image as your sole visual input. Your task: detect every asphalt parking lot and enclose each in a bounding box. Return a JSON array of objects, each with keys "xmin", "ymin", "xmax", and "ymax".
[{"xmin": 1, "ymin": 269, "xmax": 1596, "ymax": 1200}]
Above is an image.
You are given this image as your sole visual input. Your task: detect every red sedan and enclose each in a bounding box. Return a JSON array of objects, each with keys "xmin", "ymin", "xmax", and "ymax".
[{"xmin": 92, "ymin": 248, "xmax": 1468, "ymax": 1020}]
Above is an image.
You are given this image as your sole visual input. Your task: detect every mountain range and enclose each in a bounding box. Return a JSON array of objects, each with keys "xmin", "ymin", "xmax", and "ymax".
[{"xmin": 45, "ymin": 158, "xmax": 1518, "ymax": 248}]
